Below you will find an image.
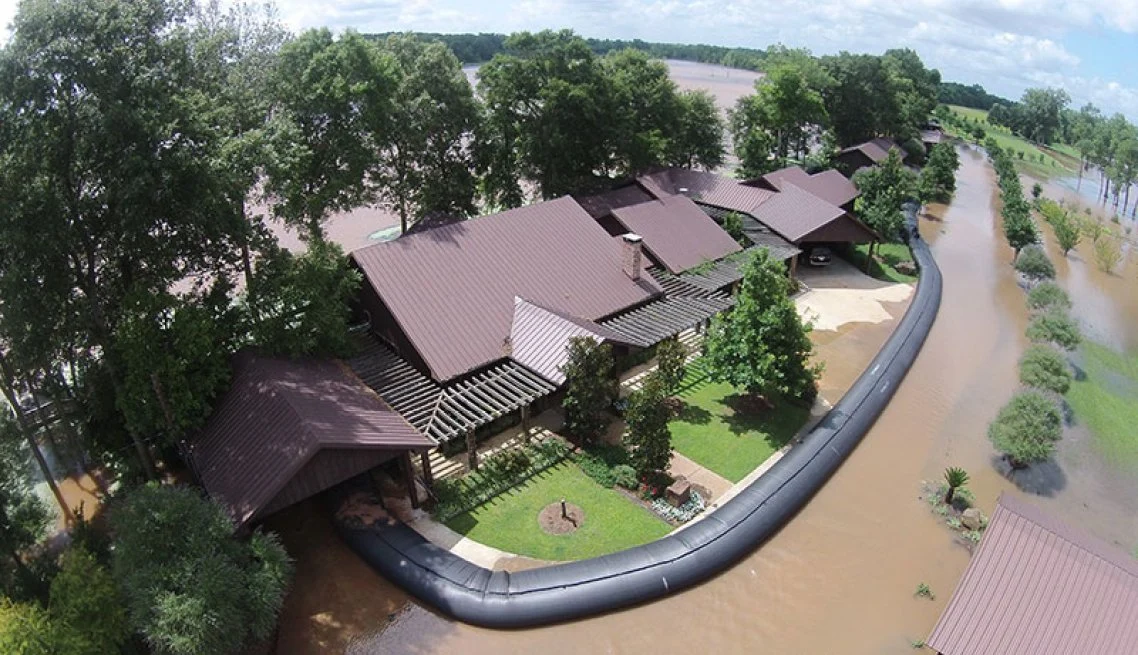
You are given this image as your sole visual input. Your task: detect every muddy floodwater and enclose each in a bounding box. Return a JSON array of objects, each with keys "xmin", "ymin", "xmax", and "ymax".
[{"xmin": 270, "ymin": 63, "xmax": 1138, "ymax": 654}]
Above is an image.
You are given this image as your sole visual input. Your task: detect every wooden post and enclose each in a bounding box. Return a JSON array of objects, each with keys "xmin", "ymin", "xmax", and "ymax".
[
  {"xmin": 419, "ymin": 449, "xmax": 434, "ymax": 489},
  {"xmin": 399, "ymin": 452, "xmax": 419, "ymax": 510},
  {"xmin": 789, "ymin": 254, "xmax": 799, "ymax": 280},
  {"xmin": 520, "ymin": 404, "xmax": 531, "ymax": 441},
  {"xmin": 465, "ymin": 429, "xmax": 479, "ymax": 471},
  {"xmin": 560, "ymin": 498, "xmax": 567, "ymax": 519}
]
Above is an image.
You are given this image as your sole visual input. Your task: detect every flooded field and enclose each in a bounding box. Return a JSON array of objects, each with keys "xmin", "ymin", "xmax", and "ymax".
[{"xmin": 273, "ymin": 64, "xmax": 1138, "ymax": 654}]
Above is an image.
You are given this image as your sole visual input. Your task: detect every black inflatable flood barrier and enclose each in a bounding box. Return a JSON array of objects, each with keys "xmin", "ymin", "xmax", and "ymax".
[{"xmin": 337, "ymin": 208, "xmax": 941, "ymax": 628}]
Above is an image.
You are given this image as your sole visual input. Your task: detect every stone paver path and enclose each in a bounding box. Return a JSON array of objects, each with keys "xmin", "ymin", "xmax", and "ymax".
[{"xmin": 668, "ymin": 452, "xmax": 732, "ymax": 503}]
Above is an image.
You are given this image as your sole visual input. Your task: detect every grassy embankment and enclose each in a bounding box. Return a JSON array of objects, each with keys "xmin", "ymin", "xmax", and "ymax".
[
  {"xmin": 1067, "ymin": 341, "xmax": 1138, "ymax": 465},
  {"xmin": 943, "ymin": 105, "xmax": 1076, "ymax": 179},
  {"xmin": 446, "ymin": 462, "xmax": 671, "ymax": 561},
  {"xmin": 669, "ymin": 361, "xmax": 810, "ymax": 482},
  {"xmin": 845, "ymin": 243, "xmax": 918, "ymax": 284}
]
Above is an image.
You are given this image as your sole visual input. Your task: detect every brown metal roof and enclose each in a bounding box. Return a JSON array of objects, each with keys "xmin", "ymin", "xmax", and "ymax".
[
  {"xmin": 190, "ymin": 352, "xmax": 434, "ymax": 525},
  {"xmin": 927, "ymin": 493, "xmax": 1138, "ymax": 655},
  {"xmin": 745, "ymin": 182, "xmax": 854, "ymax": 243},
  {"xmin": 575, "ymin": 184, "xmax": 654, "ymax": 219},
  {"xmin": 921, "ymin": 128, "xmax": 944, "ymax": 145},
  {"xmin": 610, "ymin": 195, "xmax": 743, "ymax": 274},
  {"xmin": 838, "ymin": 137, "xmax": 900, "ymax": 164},
  {"xmin": 759, "ymin": 166, "xmax": 860, "ymax": 208},
  {"xmin": 509, "ymin": 297, "xmax": 638, "ymax": 384},
  {"xmin": 637, "ymin": 168, "xmax": 776, "ymax": 216},
  {"xmin": 350, "ymin": 196, "xmax": 662, "ymax": 382}
]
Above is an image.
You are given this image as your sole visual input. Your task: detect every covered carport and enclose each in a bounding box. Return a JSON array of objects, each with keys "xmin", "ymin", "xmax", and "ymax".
[{"xmin": 187, "ymin": 351, "xmax": 436, "ymax": 529}]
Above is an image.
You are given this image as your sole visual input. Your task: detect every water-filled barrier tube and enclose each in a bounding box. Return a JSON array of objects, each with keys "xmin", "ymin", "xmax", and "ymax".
[{"xmin": 338, "ymin": 207, "xmax": 941, "ymax": 628}]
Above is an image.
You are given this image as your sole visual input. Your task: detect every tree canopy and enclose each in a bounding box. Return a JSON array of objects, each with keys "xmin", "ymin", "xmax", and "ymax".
[
  {"xmin": 1026, "ymin": 310, "xmax": 1082, "ymax": 351},
  {"xmin": 852, "ymin": 149, "xmax": 917, "ymax": 242},
  {"xmin": 624, "ymin": 373, "xmax": 673, "ymax": 476},
  {"xmin": 988, "ymin": 391, "xmax": 1063, "ymax": 468},
  {"xmin": 1018, "ymin": 345, "xmax": 1072, "ymax": 396},
  {"xmin": 560, "ymin": 337, "xmax": 619, "ymax": 443},
  {"xmin": 111, "ymin": 484, "xmax": 293, "ymax": 655},
  {"xmin": 703, "ymin": 249, "xmax": 819, "ymax": 405},
  {"xmin": 917, "ymin": 143, "xmax": 961, "ymax": 203},
  {"xmin": 1014, "ymin": 245, "xmax": 1056, "ymax": 283}
]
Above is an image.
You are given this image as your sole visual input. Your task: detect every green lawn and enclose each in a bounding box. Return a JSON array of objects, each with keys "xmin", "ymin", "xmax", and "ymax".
[
  {"xmin": 669, "ymin": 364, "xmax": 811, "ymax": 482},
  {"xmin": 944, "ymin": 105, "xmax": 1074, "ymax": 178},
  {"xmin": 845, "ymin": 243, "xmax": 917, "ymax": 284},
  {"xmin": 1067, "ymin": 340, "xmax": 1138, "ymax": 465},
  {"xmin": 445, "ymin": 462, "xmax": 670, "ymax": 561}
]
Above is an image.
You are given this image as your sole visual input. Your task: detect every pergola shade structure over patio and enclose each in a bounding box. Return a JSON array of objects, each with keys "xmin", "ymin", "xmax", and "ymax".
[{"xmin": 187, "ymin": 352, "xmax": 436, "ymax": 527}]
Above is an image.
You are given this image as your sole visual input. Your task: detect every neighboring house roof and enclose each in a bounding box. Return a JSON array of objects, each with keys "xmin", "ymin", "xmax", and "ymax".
[
  {"xmin": 838, "ymin": 137, "xmax": 900, "ymax": 164},
  {"xmin": 610, "ymin": 195, "xmax": 743, "ymax": 274},
  {"xmin": 758, "ymin": 166, "xmax": 861, "ymax": 208},
  {"xmin": 575, "ymin": 184, "xmax": 655, "ymax": 219},
  {"xmin": 509, "ymin": 297, "xmax": 638, "ymax": 384},
  {"xmin": 350, "ymin": 196, "xmax": 662, "ymax": 382},
  {"xmin": 637, "ymin": 168, "xmax": 776, "ymax": 216},
  {"xmin": 921, "ymin": 128, "xmax": 944, "ymax": 145},
  {"xmin": 927, "ymin": 493, "xmax": 1138, "ymax": 655},
  {"xmin": 190, "ymin": 352, "xmax": 434, "ymax": 526},
  {"xmin": 746, "ymin": 182, "xmax": 866, "ymax": 243},
  {"xmin": 698, "ymin": 205, "xmax": 803, "ymax": 261}
]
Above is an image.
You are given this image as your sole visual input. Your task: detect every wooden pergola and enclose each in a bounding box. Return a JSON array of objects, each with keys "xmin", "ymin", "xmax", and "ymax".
[{"xmin": 600, "ymin": 293, "xmax": 733, "ymax": 348}]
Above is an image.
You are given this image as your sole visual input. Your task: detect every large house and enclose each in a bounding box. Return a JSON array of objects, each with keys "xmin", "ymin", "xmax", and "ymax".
[{"xmin": 189, "ymin": 165, "xmax": 882, "ymax": 527}]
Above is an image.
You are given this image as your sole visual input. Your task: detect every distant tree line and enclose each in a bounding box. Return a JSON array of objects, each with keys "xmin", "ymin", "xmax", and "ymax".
[{"xmin": 936, "ymin": 81, "xmax": 1010, "ymax": 110}]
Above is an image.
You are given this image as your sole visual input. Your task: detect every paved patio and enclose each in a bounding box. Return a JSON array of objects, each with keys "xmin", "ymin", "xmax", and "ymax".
[{"xmin": 794, "ymin": 258, "xmax": 913, "ymax": 331}]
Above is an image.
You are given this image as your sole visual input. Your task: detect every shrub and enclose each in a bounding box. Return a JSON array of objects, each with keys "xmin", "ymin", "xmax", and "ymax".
[
  {"xmin": 611, "ymin": 465, "xmax": 638, "ymax": 490},
  {"xmin": 988, "ymin": 391, "xmax": 1063, "ymax": 468},
  {"xmin": 624, "ymin": 374, "xmax": 673, "ymax": 477},
  {"xmin": 1026, "ymin": 282, "xmax": 1071, "ymax": 313},
  {"xmin": 722, "ymin": 211, "xmax": 746, "ymax": 245},
  {"xmin": 1093, "ymin": 234, "xmax": 1122, "ymax": 273},
  {"xmin": 654, "ymin": 336, "xmax": 688, "ymax": 396},
  {"xmin": 572, "ymin": 442, "xmax": 630, "ymax": 488},
  {"xmin": 1051, "ymin": 212, "xmax": 1082, "ymax": 255},
  {"xmin": 48, "ymin": 547, "xmax": 129, "ymax": 655},
  {"xmin": 1018, "ymin": 345, "xmax": 1072, "ymax": 395},
  {"xmin": 1026, "ymin": 310, "xmax": 1081, "ymax": 351},
  {"xmin": 1014, "ymin": 245, "xmax": 1055, "ymax": 283},
  {"xmin": 1031, "ymin": 182, "xmax": 1042, "ymax": 200}
]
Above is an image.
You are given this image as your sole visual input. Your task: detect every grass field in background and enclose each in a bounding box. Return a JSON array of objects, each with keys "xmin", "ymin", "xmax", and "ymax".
[{"xmin": 944, "ymin": 105, "xmax": 1075, "ymax": 179}]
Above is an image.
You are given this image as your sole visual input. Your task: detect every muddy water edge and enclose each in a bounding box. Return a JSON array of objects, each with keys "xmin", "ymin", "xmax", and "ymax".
[{"xmin": 291, "ymin": 146, "xmax": 1133, "ymax": 654}]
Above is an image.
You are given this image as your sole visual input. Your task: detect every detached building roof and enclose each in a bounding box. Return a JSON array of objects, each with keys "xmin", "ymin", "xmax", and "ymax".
[
  {"xmin": 839, "ymin": 137, "xmax": 901, "ymax": 165},
  {"xmin": 190, "ymin": 352, "xmax": 434, "ymax": 526},
  {"xmin": 757, "ymin": 166, "xmax": 861, "ymax": 208},
  {"xmin": 350, "ymin": 196, "xmax": 662, "ymax": 382},
  {"xmin": 928, "ymin": 493, "xmax": 1138, "ymax": 655},
  {"xmin": 747, "ymin": 183, "xmax": 875, "ymax": 244},
  {"xmin": 574, "ymin": 184, "xmax": 654, "ymax": 219},
  {"xmin": 610, "ymin": 195, "xmax": 743, "ymax": 274}
]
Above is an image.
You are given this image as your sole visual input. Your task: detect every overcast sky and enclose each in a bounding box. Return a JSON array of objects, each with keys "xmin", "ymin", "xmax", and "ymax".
[{"xmin": 2, "ymin": 0, "xmax": 1135, "ymax": 119}]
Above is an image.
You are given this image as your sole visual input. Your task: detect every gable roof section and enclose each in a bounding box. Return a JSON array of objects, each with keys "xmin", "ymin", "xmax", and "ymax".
[
  {"xmin": 575, "ymin": 184, "xmax": 654, "ymax": 219},
  {"xmin": 759, "ymin": 166, "xmax": 860, "ymax": 208},
  {"xmin": 510, "ymin": 297, "xmax": 639, "ymax": 384},
  {"xmin": 746, "ymin": 182, "xmax": 852, "ymax": 243},
  {"xmin": 190, "ymin": 352, "xmax": 434, "ymax": 525},
  {"xmin": 839, "ymin": 137, "xmax": 900, "ymax": 164},
  {"xmin": 610, "ymin": 195, "xmax": 743, "ymax": 274},
  {"xmin": 350, "ymin": 196, "xmax": 663, "ymax": 382},
  {"xmin": 637, "ymin": 168, "xmax": 775, "ymax": 216},
  {"xmin": 927, "ymin": 493, "xmax": 1138, "ymax": 655}
]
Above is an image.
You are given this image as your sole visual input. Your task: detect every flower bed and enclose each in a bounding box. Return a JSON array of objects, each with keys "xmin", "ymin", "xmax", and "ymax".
[{"xmin": 650, "ymin": 491, "xmax": 705, "ymax": 524}]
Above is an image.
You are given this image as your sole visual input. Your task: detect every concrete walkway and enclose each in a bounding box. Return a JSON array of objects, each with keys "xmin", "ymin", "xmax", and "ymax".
[{"xmin": 668, "ymin": 452, "xmax": 732, "ymax": 503}]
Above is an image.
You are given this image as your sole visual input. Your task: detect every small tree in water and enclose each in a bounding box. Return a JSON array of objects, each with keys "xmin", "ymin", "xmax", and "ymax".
[
  {"xmin": 1018, "ymin": 345, "xmax": 1073, "ymax": 395},
  {"xmin": 703, "ymin": 249, "xmax": 820, "ymax": 408},
  {"xmin": 624, "ymin": 373, "xmax": 673, "ymax": 477},
  {"xmin": 1026, "ymin": 282, "xmax": 1071, "ymax": 313},
  {"xmin": 1014, "ymin": 245, "xmax": 1055, "ymax": 284},
  {"xmin": 943, "ymin": 467, "xmax": 969, "ymax": 504},
  {"xmin": 1026, "ymin": 310, "xmax": 1082, "ymax": 351},
  {"xmin": 560, "ymin": 337, "xmax": 619, "ymax": 443},
  {"xmin": 988, "ymin": 391, "xmax": 1063, "ymax": 469}
]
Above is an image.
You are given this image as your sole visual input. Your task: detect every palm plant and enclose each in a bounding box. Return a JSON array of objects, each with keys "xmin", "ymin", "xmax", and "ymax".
[{"xmin": 943, "ymin": 467, "xmax": 970, "ymax": 504}]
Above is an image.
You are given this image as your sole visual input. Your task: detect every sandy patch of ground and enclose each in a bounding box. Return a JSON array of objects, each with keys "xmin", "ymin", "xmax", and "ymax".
[{"xmin": 796, "ymin": 259, "xmax": 914, "ymax": 332}]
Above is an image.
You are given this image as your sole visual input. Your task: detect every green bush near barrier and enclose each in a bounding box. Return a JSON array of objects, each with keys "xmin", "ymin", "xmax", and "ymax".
[{"xmin": 572, "ymin": 443, "xmax": 631, "ymax": 488}]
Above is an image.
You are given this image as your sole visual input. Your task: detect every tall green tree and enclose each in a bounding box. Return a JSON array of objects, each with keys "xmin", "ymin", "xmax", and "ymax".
[
  {"xmin": 560, "ymin": 337, "xmax": 619, "ymax": 443},
  {"xmin": 624, "ymin": 373, "xmax": 673, "ymax": 476},
  {"xmin": 47, "ymin": 547, "xmax": 130, "ymax": 655},
  {"xmin": 111, "ymin": 484, "xmax": 293, "ymax": 655},
  {"xmin": 703, "ymin": 249, "xmax": 819, "ymax": 406},
  {"xmin": 917, "ymin": 143, "xmax": 960, "ymax": 203},
  {"xmin": 669, "ymin": 90, "xmax": 726, "ymax": 170},
  {"xmin": 375, "ymin": 34, "xmax": 480, "ymax": 233},
  {"xmin": 852, "ymin": 148, "xmax": 917, "ymax": 242},
  {"xmin": 266, "ymin": 28, "xmax": 395, "ymax": 238},
  {"xmin": 0, "ymin": 417, "xmax": 51, "ymax": 602},
  {"xmin": 603, "ymin": 49, "xmax": 681, "ymax": 176},
  {"xmin": 0, "ymin": 0, "xmax": 255, "ymax": 478},
  {"xmin": 653, "ymin": 336, "xmax": 688, "ymax": 396},
  {"xmin": 1018, "ymin": 87, "xmax": 1071, "ymax": 144},
  {"xmin": 730, "ymin": 62, "xmax": 829, "ymax": 170},
  {"xmin": 478, "ymin": 30, "xmax": 614, "ymax": 201}
]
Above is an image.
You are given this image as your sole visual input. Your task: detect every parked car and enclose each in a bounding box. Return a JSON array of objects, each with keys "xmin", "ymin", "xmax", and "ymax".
[{"xmin": 808, "ymin": 247, "xmax": 833, "ymax": 267}]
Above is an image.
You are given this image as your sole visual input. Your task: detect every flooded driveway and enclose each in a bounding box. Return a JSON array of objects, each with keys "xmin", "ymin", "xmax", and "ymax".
[{"xmin": 272, "ymin": 144, "xmax": 1138, "ymax": 655}]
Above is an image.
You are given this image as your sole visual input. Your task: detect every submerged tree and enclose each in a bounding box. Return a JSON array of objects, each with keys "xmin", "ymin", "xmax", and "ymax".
[
  {"xmin": 1026, "ymin": 282, "xmax": 1072, "ymax": 313},
  {"xmin": 942, "ymin": 467, "xmax": 969, "ymax": 504},
  {"xmin": 111, "ymin": 484, "xmax": 293, "ymax": 655},
  {"xmin": 560, "ymin": 337, "xmax": 619, "ymax": 443},
  {"xmin": 1018, "ymin": 345, "xmax": 1073, "ymax": 395},
  {"xmin": 703, "ymin": 249, "xmax": 820, "ymax": 407},
  {"xmin": 988, "ymin": 391, "xmax": 1063, "ymax": 468},
  {"xmin": 1014, "ymin": 245, "xmax": 1056, "ymax": 284},
  {"xmin": 1026, "ymin": 310, "xmax": 1082, "ymax": 351}
]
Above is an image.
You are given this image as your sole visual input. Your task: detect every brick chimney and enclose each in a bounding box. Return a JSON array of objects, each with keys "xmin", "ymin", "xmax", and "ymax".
[{"xmin": 621, "ymin": 233, "xmax": 643, "ymax": 281}]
